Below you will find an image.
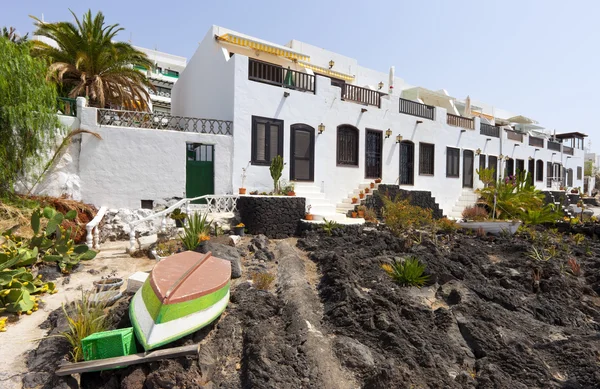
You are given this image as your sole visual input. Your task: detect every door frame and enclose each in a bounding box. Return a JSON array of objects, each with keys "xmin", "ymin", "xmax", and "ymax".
[
  {"xmin": 186, "ymin": 142, "xmax": 215, "ymax": 202},
  {"xmin": 289, "ymin": 124, "xmax": 315, "ymax": 182},
  {"xmin": 399, "ymin": 140, "xmax": 415, "ymax": 186},
  {"xmin": 364, "ymin": 129, "xmax": 383, "ymax": 179},
  {"xmin": 463, "ymin": 149, "xmax": 474, "ymax": 188}
]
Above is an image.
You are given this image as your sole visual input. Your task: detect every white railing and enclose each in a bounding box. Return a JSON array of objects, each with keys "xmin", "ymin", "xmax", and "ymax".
[
  {"xmin": 128, "ymin": 195, "xmax": 239, "ymax": 253},
  {"xmin": 86, "ymin": 206, "xmax": 107, "ymax": 249}
]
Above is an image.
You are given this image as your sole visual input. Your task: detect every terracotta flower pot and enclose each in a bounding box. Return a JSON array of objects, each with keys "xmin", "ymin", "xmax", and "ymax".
[
  {"xmin": 359, "ymin": 194, "xmax": 365, "ymax": 199},
  {"xmin": 351, "ymin": 212, "xmax": 357, "ymax": 218},
  {"xmin": 375, "ymin": 179, "xmax": 382, "ymax": 183},
  {"xmin": 288, "ymin": 191, "xmax": 295, "ymax": 196},
  {"xmin": 352, "ymin": 198, "xmax": 358, "ymax": 204},
  {"xmin": 239, "ymin": 188, "xmax": 247, "ymax": 195},
  {"xmin": 365, "ymin": 188, "xmax": 370, "ymax": 193},
  {"xmin": 358, "ymin": 211, "xmax": 364, "ymax": 218},
  {"xmin": 370, "ymin": 183, "xmax": 375, "ymax": 188},
  {"xmin": 305, "ymin": 214, "xmax": 314, "ymax": 220}
]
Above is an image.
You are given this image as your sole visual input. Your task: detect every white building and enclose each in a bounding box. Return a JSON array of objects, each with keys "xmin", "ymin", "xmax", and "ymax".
[{"xmin": 133, "ymin": 46, "xmax": 187, "ymax": 113}]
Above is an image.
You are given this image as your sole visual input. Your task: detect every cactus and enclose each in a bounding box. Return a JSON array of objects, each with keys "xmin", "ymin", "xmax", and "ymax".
[
  {"xmin": 270, "ymin": 155, "xmax": 284, "ymax": 193},
  {"xmin": 0, "ymin": 267, "xmax": 56, "ymax": 314}
]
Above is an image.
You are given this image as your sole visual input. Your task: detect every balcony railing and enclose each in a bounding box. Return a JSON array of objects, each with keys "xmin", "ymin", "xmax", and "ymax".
[
  {"xmin": 447, "ymin": 113, "xmax": 474, "ymax": 129},
  {"xmin": 399, "ymin": 98, "xmax": 434, "ymax": 120},
  {"xmin": 529, "ymin": 136, "xmax": 544, "ymax": 147},
  {"xmin": 563, "ymin": 145, "xmax": 574, "ymax": 155},
  {"xmin": 248, "ymin": 59, "xmax": 315, "ymax": 93},
  {"xmin": 506, "ymin": 130, "xmax": 523, "ymax": 142},
  {"xmin": 547, "ymin": 141, "xmax": 561, "ymax": 151},
  {"xmin": 97, "ymin": 109, "xmax": 233, "ymax": 135},
  {"xmin": 149, "ymin": 89, "xmax": 172, "ymax": 98},
  {"xmin": 57, "ymin": 97, "xmax": 77, "ymax": 117},
  {"xmin": 480, "ymin": 123, "xmax": 499, "ymax": 137},
  {"xmin": 342, "ymin": 84, "xmax": 383, "ymax": 107}
]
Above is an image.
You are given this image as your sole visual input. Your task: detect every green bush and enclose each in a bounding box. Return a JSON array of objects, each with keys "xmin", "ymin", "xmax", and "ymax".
[
  {"xmin": 520, "ymin": 204, "xmax": 561, "ymax": 225},
  {"xmin": 179, "ymin": 212, "xmax": 212, "ymax": 250},
  {"xmin": 321, "ymin": 218, "xmax": 340, "ymax": 236},
  {"xmin": 381, "ymin": 256, "xmax": 430, "ymax": 287},
  {"xmin": 382, "ymin": 197, "xmax": 433, "ymax": 235}
]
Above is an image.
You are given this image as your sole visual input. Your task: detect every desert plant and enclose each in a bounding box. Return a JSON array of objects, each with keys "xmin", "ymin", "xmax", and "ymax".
[
  {"xmin": 155, "ymin": 240, "xmax": 181, "ymax": 257},
  {"xmin": 240, "ymin": 161, "xmax": 251, "ymax": 189},
  {"xmin": 381, "ymin": 256, "xmax": 430, "ymax": 287},
  {"xmin": 436, "ymin": 218, "xmax": 458, "ymax": 233},
  {"xmin": 322, "ymin": 219, "xmax": 340, "ymax": 236},
  {"xmin": 382, "ymin": 197, "xmax": 433, "ymax": 235},
  {"xmin": 251, "ymin": 271, "xmax": 275, "ymax": 290},
  {"xmin": 364, "ymin": 207, "xmax": 378, "ymax": 222},
  {"xmin": 270, "ymin": 155, "xmax": 284, "ymax": 193},
  {"xmin": 567, "ymin": 258, "xmax": 581, "ymax": 276},
  {"xmin": 169, "ymin": 209, "xmax": 187, "ymax": 221},
  {"xmin": 60, "ymin": 290, "xmax": 111, "ymax": 362},
  {"xmin": 0, "ymin": 267, "xmax": 56, "ymax": 314},
  {"xmin": 179, "ymin": 212, "xmax": 212, "ymax": 250},
  {"xmin": 461, "ymin": 205, "xmax": 489, "ymax": 221},
  {"xmin": 520, "ymin": 204, "xmax": 561, "ymax": 225}
]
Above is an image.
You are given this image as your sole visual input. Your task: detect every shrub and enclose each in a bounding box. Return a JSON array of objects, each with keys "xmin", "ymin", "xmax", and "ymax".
[
  {"xmin": 169, "ymin": 208, "xmax": 187, "ymax": 221},
  {"xmin": 61, "ymin": 290, "xmax": 111, "ymax": 362},
  {"xmin": 251, "ymin": 271, "xmax": 275, "ymax": 290},
  {"xmin": 567, "ymin": 258, "xmax": 581, "ymax": 276},
  {"xmin": 520, "ymin": 204, "xmax": 561, "ymax": 225},
  {"xmin": 382, "ymin": 197, "xmax": 433, "ymax": 234},
  {"xmin": 179, "ymin": 212, "xmax": 212, "ymax": 250},
  {"xmin": 436, "ymin": 217, "xmax": 458, "ymax": 233},
  {"xmin": 364, "ymin": 207, "xmax": 378, "ymax": 223},
  {"xmin": 322, "ymin": 219, "xmax": 340, "ymax": 236},
  {"xmin": 461, "ymin": 205, "xmax": 489, "ymax": 221},
  {"xmin": 381, "ymin": 256, "xmax": 430, "ymax": 287}
]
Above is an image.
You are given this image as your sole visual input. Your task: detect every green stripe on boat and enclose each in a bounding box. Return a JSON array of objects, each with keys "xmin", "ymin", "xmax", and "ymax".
[{"xmin": 141, "ymin": 280, "xmax": 230, "ymax": 324}]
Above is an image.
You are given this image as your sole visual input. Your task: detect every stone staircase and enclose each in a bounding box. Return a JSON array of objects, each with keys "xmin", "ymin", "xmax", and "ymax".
[
  {"xmin": 336, "ymin": 182, "xmax": 380, "ymax": 216},
  {"xmin": 294, "ymin": 183, "xmax": 360, "ymax": 223},
  {"xmin": 447, "ymin": 189, "xmax": 479, "ymax": 220}
]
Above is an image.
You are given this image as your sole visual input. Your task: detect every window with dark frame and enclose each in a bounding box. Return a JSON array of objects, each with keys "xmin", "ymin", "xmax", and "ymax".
[
  {"xmin": 488, "ymin": 156, "xmax": 498, "ymax": 181},
  {"xmin": 446, "ymin": 147, "xmax": 460, "ymax": 177},
  {"xmin": 337, "ymin": 125, "xmax": 359, "ymax": 166},
  {"xmin": 479, "ymin": 154, "xmax": 486, "ymax": 172},
  {"xmin": 516, "ymin": 159, "xmax": 525, "ymax": 175},
  {"xmin": 568, "ymin": 168, "xmax": 574, "ymax": 187},
  {"xmin": 577, "ymin": 166, "xmax": 583, "ymax": 180},
  {"xmin": 546, "ymin": 161, "xmax": 553, "ymax": 187},
  {"xmin": 505, "ymin": 158, "xmax": 514, "ymax": 177},
  {"xmin": 536, "ymin": 160, "xmax": 544, "ymax": 181},
  {"xmin": 251, "ymin": 116, "xmax": 283, "ymax": 165},
  {"xmin": 419, "ymin": 143, "xmax": 435, "ymax": 175}
]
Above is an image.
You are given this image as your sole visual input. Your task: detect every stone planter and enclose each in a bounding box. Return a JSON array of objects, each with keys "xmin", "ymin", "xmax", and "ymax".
[
  {"xmin": 458, "ymin": 221, "xmax": 522, "ymax": 235},
  {"xmin": 93, "ymin": 278, "xmax": 123, "ymax": 292},
  {"xmin": 305, "ymin": 214, "xmax": 314, "ymax": 221},
  {"xmin": 233, "ymin": 226, "xmax": 245, "ymax": 236}
]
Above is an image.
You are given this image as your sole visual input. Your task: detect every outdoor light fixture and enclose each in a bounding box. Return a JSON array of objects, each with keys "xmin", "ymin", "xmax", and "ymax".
[
  {"xmin": 498, "ymin": 154, "xmax": 504, "ymax": 159},
  {"xmin": 329, "ymin": 60, "xmax": 335, "ymax": 69},
  {"xmin": 318, "ymin": 123, "xmax": 325, "ymax": 134},
  {"xmin": 283, "ymin": 91, "xmax": 290, "ymax": 98},
  {"xmin": 504, "ymin": 156, "xmax": 510, "ymax": 161},
  {"xmin": 385, "ymin": 129, "xmax": 392, "ymax": 138},
  {"xmin": 361, "ymin": 108, "xmax": 368, "ymax": 113},
  {"xmin": 486, "ymin": 138, "xmax": 492, "ymax": 141},
  {"xmin": 475, "ymin": 148, "xmax": 481, "ymax": 155},
  {"xmin": 416, "ymin": 120, "xmax": 423, "ymax": 124},
  {"xmin": 396, "ymin": 135, "xmax": 403, "ymax": 143},
  {"xmin": 460, "ymin": 129, "xmax": 466, "ymax": 133},
  {"xmin": 378, "ymin": 81, "xmax": 384, "ymax": 90},
  {"xmin": 528, "ymin": 157, "xmax": 534, "ymax": 161}
]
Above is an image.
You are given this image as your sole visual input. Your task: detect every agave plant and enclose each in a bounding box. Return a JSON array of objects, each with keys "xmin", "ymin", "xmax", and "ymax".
[
  {"xmin": 381, "ymin": 256, "xmax": 430, "ymax": 287},
  {"xmin": 31, "ymin": 10, "xmax": 154, "ymax": 110}
]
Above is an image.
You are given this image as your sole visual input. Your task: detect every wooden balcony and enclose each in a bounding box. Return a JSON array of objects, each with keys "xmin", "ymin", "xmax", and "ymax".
[
  {"xmin": 399, "ymin": 98, "xmax": 434, "ymax": 120},
  {"xmin": 342, "ymin": 84, "xmax": 383, "ymax": 107},
  {"xmin": 563, "ymin": 145, "xmax": 574, "ymax": 155},
  {"xmin": 547, "ymin": 141, "xmax": 561, "ymax": 151},
  {"xmin": 480, "ymin": 123, "xmax": 499, "ymax": 137},
  {"xmin": 529, "ymin": 136, "xmax": 544, "ymax": 147},
  {"xmin": 506, "ymin": 130, "xmax": 523, "ymax": 142},
  {"xmin": 248, "ymin": 59, "xmax": 315, "ymax": 93},
  {"xmin": 447, "ymin": 113, "xmax": 474, "ymax": 129}
]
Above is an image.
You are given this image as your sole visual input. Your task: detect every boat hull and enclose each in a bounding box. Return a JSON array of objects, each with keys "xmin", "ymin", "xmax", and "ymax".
[
  {"xmin": 130, "ymin": 280, "xmax": 230, "ymax": 350},
  {"xmin": 458, "ymin": 221, "xmax": 522, "ymax": 235}
]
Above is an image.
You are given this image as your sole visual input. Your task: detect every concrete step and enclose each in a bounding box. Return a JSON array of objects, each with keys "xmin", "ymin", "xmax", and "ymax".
[
  {"xmin": 304, "ymin": 216, "xmax": 365, "ymax": 225},
  {"xmin": 293, "ymin": 185, "xmax": 322, "ymax": 194},
  {"xmin": 310, "ymin": 205, "xmax": 337, "ymax": 214},
  {"xmin": 451, "ymin": 206, "xmax": 466, "ymax": 213},
  {"xmin": 312, "ymin": 212, "xmax": 347, "ymax": 222},
  {"xmin": 296, "ymin": 192, "xmax": 327, "ymax": 200},
  {"xmin": 304, "ymin": 198, "xmax": 330, "ymax": 206}
]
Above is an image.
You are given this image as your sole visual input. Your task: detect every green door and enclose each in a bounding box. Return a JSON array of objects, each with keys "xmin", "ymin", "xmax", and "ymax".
[{"xmin": 186, "ymin": 143, "xmax": 214, "ymax": 203}]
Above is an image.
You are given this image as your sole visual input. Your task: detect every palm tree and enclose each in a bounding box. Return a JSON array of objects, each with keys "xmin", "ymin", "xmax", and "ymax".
[{"xmin": 31, "ymin": 10, "xmax": 154, "ymax": 111}]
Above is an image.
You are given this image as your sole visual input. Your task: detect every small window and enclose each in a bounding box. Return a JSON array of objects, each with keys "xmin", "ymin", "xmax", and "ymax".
[
  {"xmin": 505, "ymin": 158, "xmax": 514, "ymax": 177},
  {"xmin": 251, "ymin": 116, "xmax": 283, "ymax": 165},
  {"xmin": 488, "ymin": 156, "xmax": 498, "ymax": 181},
  {"xmin": 479, "ymin": 154, "xmax": 486, "ymax": 172},
  {"xmin": 419, "ymin": 143, "xmax": 435, "ymax": 175},
  {"xmin": 141, "ymin": 200, "xmax": 154, "ymax": 209},
  {"xmin": 547, "ymin": 162, "xmax": 553, "ymax": 187},
  {"xmin": 536, "ymin": 160, "xmax": 544, "ymax": 181},
  {"xmin": 577, "ymin": 166, "xmax": 583, "ymax": 180},
  {"xmin": 446, "ymin": 147, "xmax": 460, "ymax": 177},
  {"xmin": 568, "ymin": 168, "xmax": 574, "ymax": 187},
  {"xmin": 337, "ymin": 125, "xmax": 359, "ymax": 166}
]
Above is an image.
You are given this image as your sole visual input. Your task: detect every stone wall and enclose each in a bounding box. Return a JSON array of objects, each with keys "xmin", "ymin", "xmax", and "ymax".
[
  {"xmin": 364, "ymin": 185, "xmax": 444, "ymax": 219},
  {"xmin": 237, "ymin": 196, "xmax": 305, "ymax": 238}
]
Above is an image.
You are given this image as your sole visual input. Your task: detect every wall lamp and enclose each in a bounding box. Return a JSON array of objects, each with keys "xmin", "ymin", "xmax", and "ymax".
[
  {"xmin": 498, "ymin": 154, "xmax": 504, "ymax": 159},
  {"xmin": 318, "ymin": 123, "xmax": 325, "ymax": 134},
  {"xmin": 329, "ymin": 60, "xmax": 335, "ymax": 69},
  {"xmin": 475, "ymin": 148, "xmax": 481, "ymax": 155},
  {"xmin": 361, "ymin": 108, "xmax": 368, "ymax": 113},
  {"xmin": 396, "ymin": 135, "xmax": 403, "ymax": 144},
  {"xmin": 416, "ymin": 120, "xmax": 423, "ymax": 124},
  {"xmin": 528, "ymin": 157, "xmax": 534, "ymax": 161},
  {"xmin": 486, "ymin": 138, "xmax": 491, "ymax": 142},
  {"xmin": 378, "ymin": 81, "xmax": 384, "ymax": 90},
  {"xmin": 385, "ymin": 128, "xmax": 392, "ymax": 138},
  {"xmin": 460, "ymin": 129, "xmax": 466, "ymax": 133},
  {"xmin": 283, "ymin": 91, "xmax": 290, "ymax": 98}
]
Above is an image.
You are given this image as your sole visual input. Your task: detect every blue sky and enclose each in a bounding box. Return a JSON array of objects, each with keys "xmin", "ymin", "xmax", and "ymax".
[{"xmin": 3, "ymin": 0, "xmax": 599, "ymax": 151}]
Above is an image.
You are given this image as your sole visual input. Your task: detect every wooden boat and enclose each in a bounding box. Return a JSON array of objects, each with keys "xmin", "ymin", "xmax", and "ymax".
[
  {"xmin": 129, "ymin": 251, "xmax": 231, "ymax": 350},
  {"xmin": 458, "ymin": 220, "xmax": 522, "ymax": 235}
]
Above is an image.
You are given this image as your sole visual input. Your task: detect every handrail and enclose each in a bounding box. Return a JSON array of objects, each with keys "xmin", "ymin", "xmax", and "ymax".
[
  {"xmin": 128, "ymin": 195, "xmax": 239, "ymax": 253},
  {"xmin": 86, "ymin": 206, "xmax": 107, "ymax": 249}
]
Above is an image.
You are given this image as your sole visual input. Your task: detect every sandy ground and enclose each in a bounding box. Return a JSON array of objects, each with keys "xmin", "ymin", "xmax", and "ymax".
[{"xmin": 0, "ymin": 241, "xmax": 155, "ymax": 389}]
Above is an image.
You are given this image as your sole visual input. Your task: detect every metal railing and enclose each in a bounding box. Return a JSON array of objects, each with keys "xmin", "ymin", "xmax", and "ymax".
[
  {"xmin": 547, "ymin": 141, "xmax": 561, "ymax": 151},
  {"xmin": 97, "ymin": 108, "xmax": 233, "ymax": 135},
  {"xmin": 480, "ymin": 123, "xmax": 500, "ymax": 137},
  {"xmin": 447, "ymin": 113, "xmax": 474, "ymax": 129},
  {"xmin": 342, "ymin": 84, "xmax": 383, "ymax": 107},
  {"xmin": 149, "ymin": 89, "xmax": 171, "ymax": 98},
  {"xmin": 248, "ymin": 59, "xmax": 315, "ymax": 93},
  {"xmin": 86, "ymin": 206, "xmax": 107, "ymax": 249},
  {"xmin": 547, "ymin": 176, "xmax": 565, "ymax": 190},
  {"xmin": 128, "ymin": 195, "xmax": 239, "ymax": 253},
  {"xmin": 57, "ymin": 97, "xmax": 77, "ymax": 117},
  {"xmin": 529, "ymin": 136, "xmax": 544, "ymax": 147},
  {"xmin": 563, "ymin": 145, "xmax": 574, "ymax": 155},
  {"xmin": 399, "ymin": 98, "xmax": 434, "ymax": 120},
  {"xmin": 506, "ymin": 130, "xmax": 523, "ymax": 142}
]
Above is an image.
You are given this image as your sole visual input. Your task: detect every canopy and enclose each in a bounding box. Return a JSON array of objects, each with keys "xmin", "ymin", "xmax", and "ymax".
[
  {"xmin": 297, "ymin": 60, "xmax": 354, "ymax": 81},
  {"xmin": 217, "ymin": 33, "xmax": 309, "ymax": 62},
  {"xmin": 507, "ymin": 115, "xmax": 538, "ymax": 125}
]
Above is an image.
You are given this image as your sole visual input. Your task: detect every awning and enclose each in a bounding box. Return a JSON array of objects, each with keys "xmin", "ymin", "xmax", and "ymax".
[
  {"xmin": 217, "ymin": 33, "xmax": 309, "ymax": 61},
  {"xmin": 298, "ymin": 61, "xmax": 355, "ymax": 81}
]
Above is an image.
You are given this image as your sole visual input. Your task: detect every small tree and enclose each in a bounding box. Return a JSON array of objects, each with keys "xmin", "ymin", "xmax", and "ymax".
[
  {"xmin": 0, "ymin": 37, "xmax": 60, "ymax": 196},
  {"xmin": 270, "ymin": 155, "xmax": 284, "ymax": 193},
  {"xmin": 584, "ymin": 160, "xmax": 594, "ymax": 177}
]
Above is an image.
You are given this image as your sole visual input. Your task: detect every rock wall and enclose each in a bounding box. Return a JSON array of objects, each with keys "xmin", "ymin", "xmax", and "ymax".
[
  {"xmin": 364, "ymin": 185, "xmax": 444, "ymax": 219},
  {"xmin": 237, "ymin": 196, "xmax": 305, "ymax": 238}
]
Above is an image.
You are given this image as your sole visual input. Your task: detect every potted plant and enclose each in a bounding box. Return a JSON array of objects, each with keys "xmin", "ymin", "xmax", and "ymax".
[
  {"xmin": 375, "ymin": 178, "xmax": 382, "ymax": 184},
  {"xmin": 250, "ymin": 190, "xmax": 259, "ymax": 195},
  {"xmin": 93, "ymin": 276, "xmax": 123, "ymax": 292},
  {"xmin": 370, "ymin": 182, "xmax": 375, "ymax": 189},
  {"xmin": 305, "ymin": 205, "xmax": 314, "ymax": 220},
  {"xmin": 351, "ymin": 196, "xmax": 358, "ymax": 204},
  {"xmin": 195, "ymin": 232, "xmax": 210, "ymax": 251},
  {"xmin": 284, "ymin": 182, "xmax": 295, "ymax": 196},
  {"xmin": 233, "ymin": 223, "xmax": 245, "ymax": 236},
  {"xmin": 152, "ymin": 240, "xmax": 181, "ymax": 261},
  {"xmin": 365, "ymin": 187, "xmax": 370, "ymax": 194},
  {"xmin": 357, "ymin": 205, "xmax": 366, "ymax": 218},
  {"xmin": 571, "ymin": 188, "xmax": 579, "ymax": 194},
  {"xmin": 240, "ymin": 161, "xmax": 250, "ymax": 195},
  {"xmin": 359, "ymin": 190, "xmax": 365, "ymax": 199},
  {"xmin": 351, "ymin": 211, "xmax": 358, "ymax": 218},
  {"xmin": 169, "ymin": 208, "xmax": 187, "ymax": 228}
]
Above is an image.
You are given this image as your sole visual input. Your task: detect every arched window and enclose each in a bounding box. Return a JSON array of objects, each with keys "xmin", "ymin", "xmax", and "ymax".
[
  {"xmin": 536, "ymin": 160, "xmax": 544, "ymax": 181},
  {"xmin": 336, "ymin": 125, "xmax": 359, "ymax": 166}
]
